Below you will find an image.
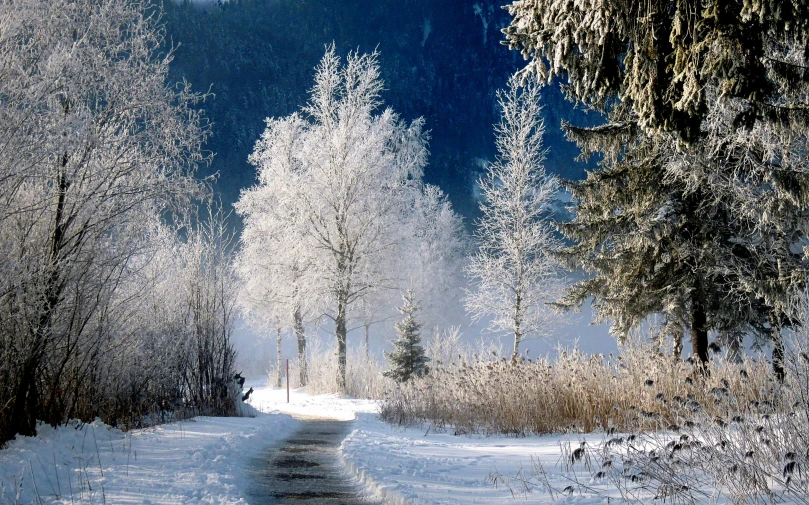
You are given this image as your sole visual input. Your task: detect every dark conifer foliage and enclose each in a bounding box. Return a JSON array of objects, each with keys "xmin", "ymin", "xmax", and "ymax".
[
  {"xmin": 384, "ymin": 291, "xmax": 430, "ymax": 383},
  {"xmin": 505, "ymin": 1, "xmax": 809, "ymax": 369},
  {"xmin": 503, "ymin": 0, "xmax": 809, "ymax": 142},
  {"xmin": 555, "ymin": 128, "xmax": 766, "ymax": 361}
]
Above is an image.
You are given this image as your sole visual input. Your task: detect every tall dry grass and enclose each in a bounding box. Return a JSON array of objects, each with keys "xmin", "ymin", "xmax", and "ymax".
[
  {"xmin": 490, "ymin": 338, "xmax": 809, "ymax": 504},
  {"xmin": 381, "ymin": 346, "xmax": 779, "ymax": 435}
]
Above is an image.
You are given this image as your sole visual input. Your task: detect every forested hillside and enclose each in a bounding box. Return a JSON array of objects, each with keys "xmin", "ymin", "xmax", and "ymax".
[{"xmin": 162, "ymin": 0, "xmax": 589, "ymax": 221}]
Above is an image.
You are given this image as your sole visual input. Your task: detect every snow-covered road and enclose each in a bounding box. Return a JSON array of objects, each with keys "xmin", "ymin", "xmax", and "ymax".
[
  {"xmin": 244, "ymin": 417, "xmax": 381, "ymax": 504},
  {"xmin": 0, "ymin": 410, "xmax": 299, "ymax": 504},
  {"xmin": 249, "ymin": 385, "xmax": 618, "ymax": 505}
]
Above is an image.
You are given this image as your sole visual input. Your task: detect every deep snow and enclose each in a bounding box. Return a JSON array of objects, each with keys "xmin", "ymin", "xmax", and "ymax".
[{"xmin": 0, "ymin": 393, "xmax": 297, "ymax": 504}]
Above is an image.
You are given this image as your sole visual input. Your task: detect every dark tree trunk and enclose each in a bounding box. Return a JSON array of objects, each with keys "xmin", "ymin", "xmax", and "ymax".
[
  {"xmin": 691, "ymin": 302, "xmax": 709, "ymax": 366},
  {"xmin": 11, "ymin": 159, "xmax": 71, "ymax": 438},
  {"xmin": 771, "ymin": 312, "xmax": 786, "ymax": 382},
  {"xmin": 10, "ymin": 361, "xmax": 39, "ymax": 438}
]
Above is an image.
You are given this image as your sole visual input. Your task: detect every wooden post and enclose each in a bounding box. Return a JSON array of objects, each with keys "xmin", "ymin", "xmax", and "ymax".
[{"xmin": 286, "ymin": 358, "xmax": 290, "ymax": 403}]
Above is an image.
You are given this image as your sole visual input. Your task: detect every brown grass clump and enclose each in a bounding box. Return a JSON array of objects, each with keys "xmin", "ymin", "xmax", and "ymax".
[{"xmin": 380, "ymin": 347, "xmax": 777, "ymax": 435}]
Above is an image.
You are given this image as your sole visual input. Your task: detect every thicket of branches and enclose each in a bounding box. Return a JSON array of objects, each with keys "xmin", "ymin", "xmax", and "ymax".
[{"xmin": 0, "ymin": 0, "xmax": 238, "ymax": 445}]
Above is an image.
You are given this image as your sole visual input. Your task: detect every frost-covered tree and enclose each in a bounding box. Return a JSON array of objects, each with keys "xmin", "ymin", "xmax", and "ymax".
[
  {"xmin": 235, "ymin": 115, "xmax": 315, "ymax": 386},
  {"xmin": 237, "ymin": 46, "xmax": 428, "ymax": 391},
  {"xmin": 0, "ymin": 0, "xmax": 208, "ymax": 442},
  {"xmin": 384, "ymin": 291, "xmax": 430, "ymax": 383},
  {"xmin": 503, "ymin": 0, "xmax": 809, "ymax": 143},
  {"xmin": 556, "ymin": 124, "xmax": 766, "ymax": 363},
  {"xmin": 346, "ymin": 184, "xmax": 467, "ymax": 359},
  {"xmin": 402, "ymin": 185, "xmax": 468, "ymax": 334},
  {"xmin": 350, "ymin": 184, "xmax": 467, "ymax": 357},
  {"xmin": 504, "ymin": 0, "xmax": 809, "ymax": 373},
  {"xmin": 667, "ymin": 90, "xmax": 809, "ymax": 375},
  {"xmin": 175, "ymin": 205, "xmax": 239, "ymax": 412},
  {"xmin": 352, "ymin": 287, "xmax": 399, "ymax": 357},
  {"xmin": 465, "ymin": 75, "xmax": 562, "ymax": 358},
  {"xmin": 116, "ymin": 205, "xmax": 239, "ymax": 418}
]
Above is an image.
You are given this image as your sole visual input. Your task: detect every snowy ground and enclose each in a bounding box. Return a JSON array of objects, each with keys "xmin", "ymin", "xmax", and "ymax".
[
  {"xmin": 0, "ymin": 382, "xmax": 746, "ymax": 505},
  {"xmin": 0, "ymin": 388, "xmax": 297, "ymax": 504},
  {"xmin": 250, "ymin": 385, "xmax": 626, "ymax": 505}
]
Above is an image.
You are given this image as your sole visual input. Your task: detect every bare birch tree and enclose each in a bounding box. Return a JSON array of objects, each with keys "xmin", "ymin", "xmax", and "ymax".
[
  {"xmin": 464, "ymin": 75, "xmax": 562, "ymax": 358},
  {"xmin": 236, "ymin": 113, "xmax": 316, "ymax": 386}
]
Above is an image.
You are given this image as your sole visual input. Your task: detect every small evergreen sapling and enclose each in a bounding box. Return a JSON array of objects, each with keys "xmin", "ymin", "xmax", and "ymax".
[{"xmin": 384, "ymin": 291, "xmax": 430, "ymax": 383}]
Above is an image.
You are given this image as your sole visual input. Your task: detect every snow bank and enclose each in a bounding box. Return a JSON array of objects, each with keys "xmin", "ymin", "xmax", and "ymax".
[
  {"xmin": 0, "ymin": 406, "xmax": 295, "ymax": 504},
  {"xmin": 343, "ymin": 415, "xmax": 621, "ymax": 505},
  {"xmin": 0, "ymin": 381, "xmax": 744, "ymax": 505}
]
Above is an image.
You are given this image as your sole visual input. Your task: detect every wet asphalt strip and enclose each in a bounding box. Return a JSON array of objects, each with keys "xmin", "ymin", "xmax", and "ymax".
[{"xmin": 246, "ymin": 418, "xmax": 384, "ymax": 505}]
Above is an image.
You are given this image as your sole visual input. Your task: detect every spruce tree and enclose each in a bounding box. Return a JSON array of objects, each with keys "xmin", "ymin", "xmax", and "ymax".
[
  {"xmin": 384, "ymin": 291, "xmax": 430, "ymax": 383},
  {"xmin": 556, "ymin": 123, "xmax": 767, "ymax": 362},
  {"xmin": 504, "ymin": 0, "xmax": 809, "ymax": 371},
  {"xmin": 503, "ymin": 0, "xmax": 809, "ymax": 143}
]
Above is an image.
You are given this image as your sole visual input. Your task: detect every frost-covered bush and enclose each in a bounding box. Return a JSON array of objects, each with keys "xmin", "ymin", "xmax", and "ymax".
[
  {"xmin": 0, "ymin": 0, "xmax": 234, "ymax": 444},
  {"xmin": 273, "ymin": 337, "xmax": 393, "ymax": 400}
]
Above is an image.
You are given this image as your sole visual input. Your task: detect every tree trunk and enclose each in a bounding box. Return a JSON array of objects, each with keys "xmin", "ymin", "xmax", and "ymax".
[
  {"xmin": 512, "ymin": 291, "xmax": 522, "ymax": 359},
  {"xmin": 691, "ymin": 301, "xmax": 709, "ymax": 366},
  {"xmin": 11, "ymin": 159, "xmax": 71, "ymax": 438},
  {"xmin": 10, "ymin": 360, "xmax": 39, "ymax": 438},
  {"xmin": 336, "ymin": 296, "xmax": 348, "ymax": 392},
  {"xmin": 725, "ymin": 330, "xmax": 743, "ymax": 364},
  {"xmin": 275, "ymin": 326, "xmax": 282, "ymax": 388},
  {"xmin": 771, "ymin": 312, "xmax": 786, "ymax": 382},
  {"xmin": 364, "ymin": 323, "xmax": 370, "ymax": 359},
  {"xmin": 673, "ymin": 325, "xmax": 684, "ymax": 358},
  {"xmin": 294, "ymin": 309, "xmax": 306, "ymax": 387}
]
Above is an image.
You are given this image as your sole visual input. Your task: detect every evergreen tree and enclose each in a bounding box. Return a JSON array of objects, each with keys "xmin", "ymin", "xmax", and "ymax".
[
  {"xmin": 384, "ymin": 291, "xmax": 430, "ymax": 383},
  {"xmin": 504, "ymin": 0, "xmax": 809, "ymax": 372},
  {"xmin": 503, "ymin": 0, "xmax": 809, "ymax": 143},
  {"xmin": 556, "ymin": 123, "xmax": 768, "ymax": 362}
]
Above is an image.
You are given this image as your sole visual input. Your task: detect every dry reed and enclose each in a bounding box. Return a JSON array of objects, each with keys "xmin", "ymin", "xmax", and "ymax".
[{"xmin": 381, "ymin": 346, "xmax": 778, "ymax": 435}]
